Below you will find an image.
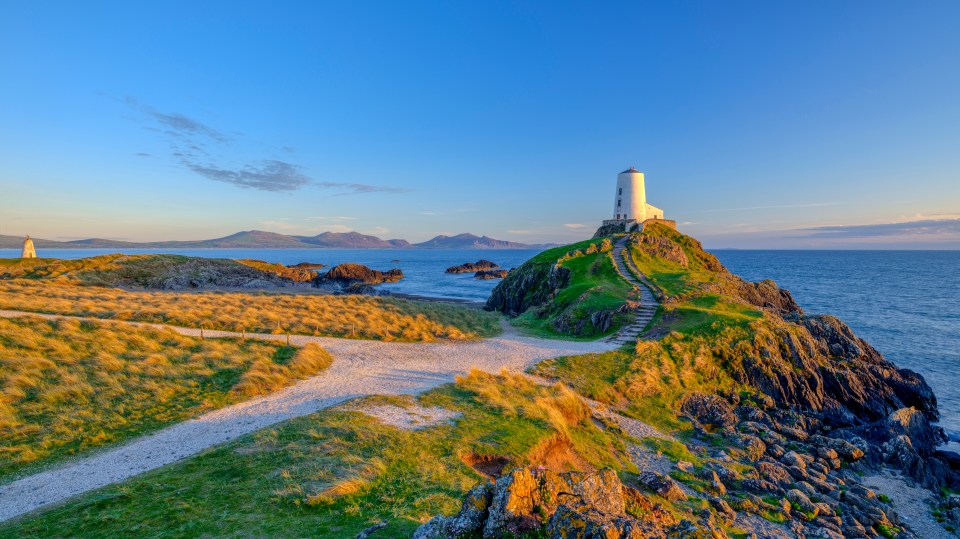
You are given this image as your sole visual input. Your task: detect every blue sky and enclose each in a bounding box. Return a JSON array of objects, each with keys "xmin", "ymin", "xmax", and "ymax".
[{"xmin": 1, "ymin": 1, "xmax": 958, "ymax": 248}]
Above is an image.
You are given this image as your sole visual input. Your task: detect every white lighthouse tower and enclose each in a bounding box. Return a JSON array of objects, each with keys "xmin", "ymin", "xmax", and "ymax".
[{"xmin": 600, "ymin": 167, "xmax": 673, "ymax": 234}]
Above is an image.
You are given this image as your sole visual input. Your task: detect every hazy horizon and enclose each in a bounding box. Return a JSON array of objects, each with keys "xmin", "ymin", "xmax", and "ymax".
[{"xmin": 2, "ymin": 2, "xmax": 958, "ymax": 249}]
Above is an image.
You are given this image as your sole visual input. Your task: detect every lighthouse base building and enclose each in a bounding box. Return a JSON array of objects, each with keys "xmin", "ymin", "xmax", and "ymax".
[{"xmin": 595, "ymin": 168, "xmax": 676, "ymax": 237}]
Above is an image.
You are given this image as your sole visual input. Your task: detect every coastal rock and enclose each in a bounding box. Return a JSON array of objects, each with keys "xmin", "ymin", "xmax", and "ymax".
[
  {"xmin": 487, "ymin": 262, "xmax": 571, "ymax": 316},
  {"xmin": 313, "ymin": 263, "xmax": 402, "ymax": 294},
  {"xmin": 412, "ymin": 483, "xmax": 492, "ymax": 539},
  {"xmin": 475, "ymin": 269, "xmax": 509, "ymax": 280},
  {"xmin": 416, "ymin": 467, "xmax": 691, "ymax": 539},
  {"xmin": 238, "ymin": 259, "xmax": 322, "ymax": 282},
  {"xmin": 447, "ymin": 259, "xmax": 500, "ymax": 274},
  {"xmin": 636, "ymin": 471, "xmax": 687, "ymax": 501},
  {"xmin": 680, "ymin": 393, "xmax": 737, "ymax": 432},
  {"xmin": 736, "ymin": 278, "xmax": 804, "ymax": 315}
]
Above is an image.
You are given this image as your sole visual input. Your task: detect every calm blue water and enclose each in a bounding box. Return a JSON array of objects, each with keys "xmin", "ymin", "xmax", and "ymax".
[
  {"xmin": 3, "ymin": 247, "xmax": 958, "ymax": 436},
  {"xmin": 0, "ymin": 248, "xmax": 543, "ymax": 302},
  {"xmin": 713, "ymin": 250, "xmax": 960, "ymax": 437}
]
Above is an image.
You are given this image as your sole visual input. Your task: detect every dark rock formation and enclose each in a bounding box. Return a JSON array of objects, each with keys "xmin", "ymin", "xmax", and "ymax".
[
  {"xmin": 414, "ymin": 468, "xmax": 684, "ymax": 539},
  {"xmin": 735, "ymin": 278, "xmax": 804, "ymax": 315},
  {"xmin": 446, "ymin": 259, "xmax": 500, "ymax": 273},
  {"xmin": 475, "ymin": 269, "xmax": 509, "ymax": 280},
  {"xmin": 313, "ymin": 263, "xmax": 402, "ymax": 294},
  {"xmin": 487, "ymin": 262, "xmax": 571, "ymax": 316},
  {"xmin": 288, "ymin": 262, "xmax": 325, "ymax": 269},
  {"xmin": 238, "ymin": 259, "xmax": 324, "ymax": 283}
]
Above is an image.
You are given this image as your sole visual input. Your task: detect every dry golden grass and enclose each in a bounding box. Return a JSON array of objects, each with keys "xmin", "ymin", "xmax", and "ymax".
[
  {"xmin": 0, "ymin": 280, "xmax": 500, "ymax": 341},
  {"xmin": 0, "ymin": 316, "xmax": 333, "ymax": 480},
  {"xmin": 455, "ymin": 369, "xmax": 592, "ymax": 436}
]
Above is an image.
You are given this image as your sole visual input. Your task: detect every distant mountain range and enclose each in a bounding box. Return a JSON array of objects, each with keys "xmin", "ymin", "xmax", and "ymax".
[{"xmin": 0, "ymin": 231, "xmax": 556, "ymax": 250}]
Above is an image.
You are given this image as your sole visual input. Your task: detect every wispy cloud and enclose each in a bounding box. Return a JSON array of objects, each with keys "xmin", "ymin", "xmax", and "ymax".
[
  {"xmin": 802, "ymin": 218, "xmax": 960, "ymax": 239},
  {"xmin": 316, "ymin": 181, "xmax": 412, "ymax": 195},
  {"xmin": 125, "ymin": 97, "xmax": 410, "ymax": 194},
  {"xmin": 692, "ymin": 202, "xmax": 843, "ymax": 214},
  {"xmin": 126, "ymin": 97, "xmax": 230, "ymax": 143},
  {"xmin": 188, "ymin": 160, "xmax": 310, "ymax": 192},
  {"xmin": 563, "ymin": 223, "xmax": 585, "ymax": 229}
]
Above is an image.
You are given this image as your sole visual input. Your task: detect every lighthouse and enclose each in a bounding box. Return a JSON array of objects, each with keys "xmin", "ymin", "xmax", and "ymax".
[
  {"xmin": 21, "ymin": 235, "xmax": 37, "ymax": 258},
  {"xmin": 612, "ymin": 167, "xmax": 664, "ymax": 222},
  {"xmin": 599, "ymin": 168, "xmax": 674, "ymax": 235}
]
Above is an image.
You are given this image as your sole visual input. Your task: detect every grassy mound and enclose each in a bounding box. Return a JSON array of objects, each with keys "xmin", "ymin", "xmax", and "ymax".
[
  {"xmin": 488, "ymin": 237, "xmax": 635, "ymax": 338},
  {"xmin": 0, "ymin": 253, "xmax": 329, "ymax": 289},
  {"xmin": 0, "ymin": 316, "xmax": 333, "ymax": 481}
]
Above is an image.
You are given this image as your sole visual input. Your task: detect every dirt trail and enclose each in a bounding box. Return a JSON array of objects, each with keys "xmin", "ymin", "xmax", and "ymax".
[{"xmin": 0, "ymin": 309, "xmax": 615, "ymax": 522}]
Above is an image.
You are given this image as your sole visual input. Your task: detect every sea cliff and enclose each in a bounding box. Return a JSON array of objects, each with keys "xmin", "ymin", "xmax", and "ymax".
[{"xmin": 427, "ymin": 224, "xmax": 960, "ymax": 538}]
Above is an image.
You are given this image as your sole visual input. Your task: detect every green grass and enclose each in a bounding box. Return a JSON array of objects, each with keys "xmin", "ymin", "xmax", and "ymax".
[
  {"xmin": 0, "ymin": 316, "xmax": 333, "ymax": 482},
  {"xmin": 641, "ymin": 437, "xmax": 701, "ymax": 466},
  {"xmin": 0, "ymin": 371, "xmax": 632, "ymax": 538},
  {"xmin": 664, "ymin": 295, "xmax": 763, "ymax": 336},
  {"xmin": 510, "ymin": 240, "xmax": 635, "ymax": 339}
]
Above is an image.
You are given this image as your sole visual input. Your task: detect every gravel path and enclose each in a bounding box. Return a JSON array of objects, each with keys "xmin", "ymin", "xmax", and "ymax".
[{"xmin": 0, "ymin": 309, "xmax": 616, "ymax": 522}]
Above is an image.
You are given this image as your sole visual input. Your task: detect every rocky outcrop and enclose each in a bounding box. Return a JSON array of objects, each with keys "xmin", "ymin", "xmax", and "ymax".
[
  {"xmin": 313, "ymin": 263, "xmax": 402, "ymax": 294},
  {"xmin": 447, "ymin": 260, "xmax": 500, "ymax": 274},
  {"xmin": 237, "ymin": 259, "xmax": 324, "ymax": 283},
  {"xmin": 487, "ymin": 261, "xmax": 571, "ymax": 316},
  {"xmin": 414, "ymin": 468, "xmax": 683, "ymax": 539},
  {"xmin": 79, "ymin": 255, "xmax": 297, "ymax": 290},
  {"xmin": 735, "ymin": 278, "xmax": 804, "ymax": 315},
  {"xmin": 629, "ymin": 234, "xmax": 689, "ymax": 267},
  {"xmin": 475, "ymin": 269, "xmax": 509, "ymax": 280}
]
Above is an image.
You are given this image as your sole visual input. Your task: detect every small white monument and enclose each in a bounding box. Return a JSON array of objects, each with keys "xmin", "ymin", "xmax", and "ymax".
[
  {"xmin": 600, "ymin": 168, "xmax": 675, "ymax": 233},
  {"xmin": 21, "ymin": 235, "xmax": 37, "ymax": 258}
]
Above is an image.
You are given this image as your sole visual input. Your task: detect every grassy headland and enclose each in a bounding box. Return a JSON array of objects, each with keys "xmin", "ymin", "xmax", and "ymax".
[
  {"xmin": 489, "ymin": 237, "xmax": 636, "ymax": 338},
  {"xmin": 0, "ymin": 316, "xmax": 332, "ymax": 482}
]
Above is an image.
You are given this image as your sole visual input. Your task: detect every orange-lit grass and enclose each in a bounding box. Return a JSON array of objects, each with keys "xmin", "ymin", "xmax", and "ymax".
[
  {"xmin": 0, "ymin": 280, "xmax": 500, "ymax": 341},
  {"xmin": 0, "ymin": 316, "xmax": 332, "ymax": 481}
]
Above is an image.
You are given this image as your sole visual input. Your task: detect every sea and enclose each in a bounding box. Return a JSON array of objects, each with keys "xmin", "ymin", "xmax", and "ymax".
[
  {"xmin": 2, "ymin": 247, "xmax": 958, "ymax": 439},
  {"xmin": 713, "ymin": 250, "xmax": 960, "ymax": 441},
  {"xmin": 0, "ymin": 248, "xmax": 543, "ymax": 303}
]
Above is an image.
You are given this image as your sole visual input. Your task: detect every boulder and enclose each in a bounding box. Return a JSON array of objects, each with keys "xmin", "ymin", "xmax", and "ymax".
[
  {"xmin": 679, "ymin": 393, "xmax": 736, "ymax": 432},
  {"xmin": 446, "ymin": 259, "xmax": 500, "ymax": 274},
  {"xmin": 475, "ymin": 269, "xmax": 509, "ymax": 280}
]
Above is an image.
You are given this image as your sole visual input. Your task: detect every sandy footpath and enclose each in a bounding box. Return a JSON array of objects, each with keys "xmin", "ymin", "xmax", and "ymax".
[{"xmin": 0, "ymin": 309, "xmax": 616, "ymax": 522}]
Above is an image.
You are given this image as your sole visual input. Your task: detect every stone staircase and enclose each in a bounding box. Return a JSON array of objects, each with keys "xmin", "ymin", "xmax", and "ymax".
[{"xmin": 606, "ymin": 236, "xmax": 660, "ymax": 346}]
